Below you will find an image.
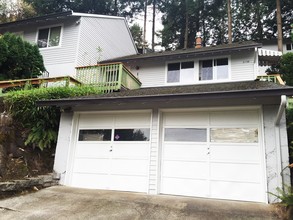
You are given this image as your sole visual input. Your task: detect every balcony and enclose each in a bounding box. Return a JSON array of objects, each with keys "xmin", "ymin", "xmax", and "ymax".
[
  {"xmin": 257, "ymin": 74, "xmax": 285, "ymax": 85},
  {"xmin": 76, "ymin": 62, "xmax": 141, "ymax": 92}
]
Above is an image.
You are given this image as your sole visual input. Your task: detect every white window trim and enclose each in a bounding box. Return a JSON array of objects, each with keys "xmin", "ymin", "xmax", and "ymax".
[
  {"xmin": 165, "ymin": 60, "xmax": 196, "ymax": 86},
  {"xmin": 198, "ymin": 55, "xmax": 231, "ymax": 83},
  {"xmin": 165, "ymin": 56, "xmax": 231, "ymax": 86},
  {"xmin": 36, "ymin": 24, "xmax": 64, "ymax": 50}
]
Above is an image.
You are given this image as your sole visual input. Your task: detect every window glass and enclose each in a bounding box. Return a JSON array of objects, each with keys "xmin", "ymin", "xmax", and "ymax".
[
  {"xmin": 167, "ymin": 63, "xmax": 180, "ymax": 83},
  {"xmin": 210, "ymin": 128, "xmax": 258, "ymax": 143},
  {"xmin": 78, "ymin": 129, "xmax": 112, "ymax": 141},
  {"xmin": 49, "ymin": 26, "xmax": 61, "ymax": 47},
  {"xmin": 200, "ymin": 60, "xmax": 213, "ymax": 80},
  {"xmin": 38, "ymin": 28, "xmax": 49, "ymax": 48},
  {"xmin": 167, "ymin": 70, "xmax": 180, "ymax": 83},
  {"xmin": 181, "ymin": 61, "xmax": 194, "ymax": 69},
  {"xmin": 114, "ymin": 129, "xmax": 150, "ymax": 141},
  {"xmin": 164, "ymin": 128, "xmax": 207, "ymax": 142},
  {"xmin": 38, "ymin": 26, "xmax": 61, "ymax": 48},
  {"xmin": 286, "ymin": 44, "xmax": 292, "ymax": 51}
]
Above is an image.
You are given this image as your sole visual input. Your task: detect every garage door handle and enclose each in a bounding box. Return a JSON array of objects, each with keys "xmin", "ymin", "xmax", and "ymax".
[{"xmin": 110, "ymin": 146, "xmax": 113, "ymax": 152}]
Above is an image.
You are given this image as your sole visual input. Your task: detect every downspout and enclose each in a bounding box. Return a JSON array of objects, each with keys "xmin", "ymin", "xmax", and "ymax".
[{"xmin": 274, "ymin": 95, "xmax": 287, "ymax": 191}]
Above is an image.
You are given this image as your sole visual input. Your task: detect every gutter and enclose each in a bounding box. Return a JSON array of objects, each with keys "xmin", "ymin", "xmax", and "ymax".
[
  {"xmin": 274, "ymin": 95, "xmax": 287, "ymax": 196},
  {"xmin": 275, "ymin": 95, "xmax": 287, "ymax": 126}
]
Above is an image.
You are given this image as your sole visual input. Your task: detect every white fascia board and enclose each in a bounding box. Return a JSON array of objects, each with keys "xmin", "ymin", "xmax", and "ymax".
[{"xmin": 71, "ymin": 12, "xmax": 125, "ymax": 20}]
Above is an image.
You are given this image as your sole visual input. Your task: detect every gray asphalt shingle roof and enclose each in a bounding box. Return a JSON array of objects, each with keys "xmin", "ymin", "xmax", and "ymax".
[
  {"xmin": 102, "ymin": 41, "xmax": 262, "ymax": 63},
  {"xmin": 38, "ymin": 81, "xmax": 293, "ymax": 107}
]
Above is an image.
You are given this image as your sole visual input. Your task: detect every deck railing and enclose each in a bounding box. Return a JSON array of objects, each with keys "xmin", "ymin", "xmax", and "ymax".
[
  {"xmin": 75, "ymin": 62, "xmax": 141, "ymax": 93},
  {"xmin": 257, "ymin": 74, "xmax": 285, "ymax": 85}
]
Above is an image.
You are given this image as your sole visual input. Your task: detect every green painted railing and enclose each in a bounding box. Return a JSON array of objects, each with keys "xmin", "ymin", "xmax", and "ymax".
[
  {"xmin": 257, "ymin": 74, "xmax": 285, "ymax": 85},
  {"xmin": 76, "ymin": 62, "xmax": 141, "ymax": 93}
]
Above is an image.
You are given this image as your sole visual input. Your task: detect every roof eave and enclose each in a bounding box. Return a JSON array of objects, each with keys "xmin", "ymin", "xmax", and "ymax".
[{"xmin": 37, "ymin": 87, "xmax": 293, "ymax": 107}]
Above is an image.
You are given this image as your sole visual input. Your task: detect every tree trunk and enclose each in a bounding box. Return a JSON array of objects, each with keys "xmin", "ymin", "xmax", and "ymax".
[
  {"xmin": 142, "ymin": 0, "xmax": 147, "ymax": 54},
  {"xmin": 151, "ymin": 0, "xmax": 156, "ymax": 51},
  {"xmin": 227, "ymin": 0, "xmax": 232, "ymax": 44},
  {"xmin": 184, "ymin": 0, "xmax": 189, "ymax": 49},
  {"xmin": 276, "ymin": 0, "xmax": 283, "ymax": 52}
]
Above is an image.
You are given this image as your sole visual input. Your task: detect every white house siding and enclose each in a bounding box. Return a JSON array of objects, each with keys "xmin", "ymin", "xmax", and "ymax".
[
  {"xmin": 53, "ymin": 112, "xmax": 74, "ymax": 185},
  {"xmin": 38, "ymin": 17, "xmax": 80, "ymax": 77},
  {"xmin": 128, "ymin": 60, "xmax": 166, "ymax": 88},
  {"xmin": 263, "ymin": 105, "xmax": 290, "ymax": 203},
  {"xmin": 127, "ymin": 51, "xmax": 256, "ymax": 88},
  {"xmin": 230, "ymin": 51, "xmax": 255, "ymax": 81},
  {"xmin": 76, "ymin": 17, "xmax": 137, "ymax": 67}
]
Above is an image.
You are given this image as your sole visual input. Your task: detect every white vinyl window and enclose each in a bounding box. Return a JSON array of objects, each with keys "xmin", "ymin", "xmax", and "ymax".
[
  {"xmin": 199, "ymin": 58, "xmax": 229, "ymax": 81},
  {"xmin": 37, "ymin": 26, "xmax": 61, "ymax": 48},
  {"xmin": 167, "ymin": 61, "xmax": 195, "ymax": 84}
]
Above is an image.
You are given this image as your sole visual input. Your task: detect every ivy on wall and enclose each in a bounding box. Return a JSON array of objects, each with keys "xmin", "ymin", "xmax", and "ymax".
[{"xmin": 3, "ymin": 86, "xmax": 101, "ymax": 150}]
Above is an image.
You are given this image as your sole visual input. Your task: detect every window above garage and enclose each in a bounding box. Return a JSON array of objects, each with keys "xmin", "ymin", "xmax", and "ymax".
[
  {"xmin": 167, "ymin": 61, "xmax": 195, "ymax": 84},
  {"xmin": 199, "ymin": 58, "xmax": 229, "ymax": 81}
]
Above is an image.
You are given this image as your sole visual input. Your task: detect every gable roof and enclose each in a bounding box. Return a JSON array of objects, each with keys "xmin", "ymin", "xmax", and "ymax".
[
  {"xmin": 38, "ymin": 81, "xmax": 293, "ymax": 107},
  {"xmin": 102, "ymin": 41, "xmax": 262, "ymax": 63},
  {"xmin": 0, "ymin": 11, "xmax": 126, "ymax": 30}
]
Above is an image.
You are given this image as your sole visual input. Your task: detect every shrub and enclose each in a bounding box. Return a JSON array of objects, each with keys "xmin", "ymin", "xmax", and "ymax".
[
  {"xmin": 4, "ymin": 85, "xmax": 102, "ymax": 150},
  {"xmin": 0, "ymin": 33, "xmax": 45, "ymax": 80}
]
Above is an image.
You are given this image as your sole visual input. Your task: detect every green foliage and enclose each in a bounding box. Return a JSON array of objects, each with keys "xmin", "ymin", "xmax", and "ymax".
[
  {"xmin": 271, "ymin": 186, "xmax": 293, "ymax": 206},
  {"xmin": 280, "ymin": 53, "xmax": 293, "ymax": 86},
  {"xmin": 4, "ymin": 85, "xmax": 102, "ymax": 150},
  {"xmin": 23, "ymin": 0, "xmax": 145, "ymax": 18},
  {"xmin": 0, "ymin": 33, "xmax": 45, "ymax": 80},
  {"xmin": 130, "ymin": 23, "xmax": 143, "ymax": 50}
]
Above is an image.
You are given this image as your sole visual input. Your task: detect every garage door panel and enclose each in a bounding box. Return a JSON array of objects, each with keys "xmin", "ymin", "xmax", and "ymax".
[
  {"xmin": 163, "ymin": 143, "xmax": 207, "ymax": 161},
  {"xmin": 111, "ymin": 175, "xmax": 148, "ymax": 192},
  {"xmin": 210, "ymin": 144, "xmax": 260, "ymax": 162},
  {"xmin": 162, "ymin": 161, "xmax": 208, "ymax": 179},
  {"xmin": 79, "ymin": 115, "xmax": 113, "ymax": 127},
  {"xmin": 112, "ymin": 143, "xmax": 150, "ymax": 159},
  {"xmin": 111, "ymin": 159, "xmax": 149, "ymax": 176},
  {"xmin": 114, "ymin": 114, "xmax": 151, "ymax": 127},
  {"xmin": 163, "ymin": 112, "xmax": 208, "ymax": 126},
  {"xmin": 73, "ymin": 158, "xmax": 109, "ymax": 174},
  {"xmin": 210, "ymin": 163, "xmax": 261, "ymax": 183},
  {"xmin": 210, "ymin": 181, "xmax": 263, "ymax": 202},
  {"xmin": 71, "ymin": 173, "xmax": 109, "ymax": 189},
  {"xmin": 161, "ymin": 178, "xmax": 208, "ymax": 197},
  {"xmin": 75, "ymin": 143, "xmax": 110, "ymax": 158},
  {"xmin": 71, "ymin": 112, "xmax": 151, "ymax": 193},
  {"xmin": 210, "ymin": 111, "xmax": 259, "ymax": 126},
  {"xmin": 161, "ymin": 109, "xmax": 264, "ymax": 202}
]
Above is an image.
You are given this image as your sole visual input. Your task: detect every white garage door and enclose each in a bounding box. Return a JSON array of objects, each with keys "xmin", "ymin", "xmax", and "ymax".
[
  {"xmin": 70, "ymin": 112, "xmax": 151, "ymax": 193},
  {"xmin": 161, "ymin": 110, "xmax": 265, "ymax": 202}
]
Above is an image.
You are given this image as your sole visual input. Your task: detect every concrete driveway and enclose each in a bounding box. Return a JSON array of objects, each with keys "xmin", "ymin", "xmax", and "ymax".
[{"xmin": 0, "ymin": 186, "xmax": 279, "ymax": 220}]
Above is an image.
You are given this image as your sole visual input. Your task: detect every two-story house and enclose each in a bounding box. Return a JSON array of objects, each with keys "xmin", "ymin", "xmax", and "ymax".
[
  {"xmin": 39, "ymin": 40, "xmax": 293, "ymax": 204},
  {"xmin": 0, "ymin": 11, "xmax": 137, "ymax": 77}
]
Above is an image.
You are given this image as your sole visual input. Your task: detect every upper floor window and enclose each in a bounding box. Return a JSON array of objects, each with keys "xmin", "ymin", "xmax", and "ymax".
[
  {"xmin": 167, "ymin": 61, "xmax": 194, "ymax": 84},
  {"xmin": 199, "ymin": 58, "xmax": 228, "ymax": 81},
  {"xmin": 286, "ymin": 43, "xmax": 293, "ymax": 51},
  {"xmin": 37, "ymin": 26, "xmax": 61, "ymax": 48}
]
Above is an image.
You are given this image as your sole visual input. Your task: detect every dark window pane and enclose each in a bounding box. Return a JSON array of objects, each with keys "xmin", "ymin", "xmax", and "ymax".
[
  {"xmin": 114, "ymin": 129, "xmax": 150, "ymax": 141},
  {"xmin": 202, "ymin": 60, "xmax": 213, "ymax": 68},
  {"xmin": 38, "ymin": 28, "xmax": 49, "ymax": 48},
  {"xmin": 286, "ymin": 44, "xmax": 292, "ymax": 51},
  {"xmin": 216, "ymin": 58, "xmax": 228, "ymax": 66},
  {"xmin": 181, "ymin": 61, "xmax": 194, "ymax": 69},
  {"xmin": 78, "ymin": 129, "xmax": 112, "ymax": 141},
  {"xmin": 164, "ymin": 128, "xmax": 207, "ymax": 142},
  {"xmin": 168, "ymin": 63, "xmax": 180, "ymax": 71}
]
